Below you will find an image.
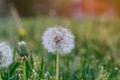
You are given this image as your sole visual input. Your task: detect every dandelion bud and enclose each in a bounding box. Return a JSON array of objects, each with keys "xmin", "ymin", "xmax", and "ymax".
[{"xmin": 17, "ymin": 41, "xmax": 28, "ymax": 57}]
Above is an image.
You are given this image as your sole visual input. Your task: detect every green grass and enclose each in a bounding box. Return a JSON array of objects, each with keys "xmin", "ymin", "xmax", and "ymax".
[{"xmin": 0, "ymin": 16, "xmax": 120, "ymax": 80}]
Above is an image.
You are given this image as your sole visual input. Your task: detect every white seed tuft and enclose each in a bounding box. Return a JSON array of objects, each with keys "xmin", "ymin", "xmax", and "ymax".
[
  {"xmin": 18, "ymin": 41, "xmax": 26, "ymax": 47},
  {"xmin": 0, "ymin": 42, "xmax": 13, "ymax": 67},
  {"xmin": 42, "ymin": 26, "xmax": 75, "ymax": 55}
]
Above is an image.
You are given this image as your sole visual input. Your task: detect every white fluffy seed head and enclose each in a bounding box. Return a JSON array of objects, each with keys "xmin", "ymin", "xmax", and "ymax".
[
  {"xmin": 42, "ymin": 26, "xmax": 75, "ymax": 55},
  {"xmin": 18, "ymin": 41, "xmax": 26, "ymax": 47},
  {"xmin": 0, "ymin": 42, "xmax": 13, "ymax": 67}
]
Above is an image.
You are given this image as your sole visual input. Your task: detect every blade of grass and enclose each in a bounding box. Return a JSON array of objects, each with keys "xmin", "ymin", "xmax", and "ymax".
[
  {"xmin": 9, "ymin": 62, "xmax": 20, "ymax": 77},
  {"xmin": 39, "ymin": 56, "xmax": 44, "ymax": 79},
  {"xmin": 30, "ymin": 52, "xmax": 34, "ymax": 68}
]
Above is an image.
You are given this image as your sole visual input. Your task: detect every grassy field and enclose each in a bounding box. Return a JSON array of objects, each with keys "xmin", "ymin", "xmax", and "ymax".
[{"xmin": 0, "ymin": 16, "xmax": 120, "ymax": 80}]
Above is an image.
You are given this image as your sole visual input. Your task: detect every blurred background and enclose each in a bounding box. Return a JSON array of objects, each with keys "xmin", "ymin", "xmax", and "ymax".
[
  {"xmin": 0, "ymin": 0, "xmax": 120, "ymax": 18},
  {"xmin": 1, "ymin": 0, "xmax": 120, "ymax": 80}
]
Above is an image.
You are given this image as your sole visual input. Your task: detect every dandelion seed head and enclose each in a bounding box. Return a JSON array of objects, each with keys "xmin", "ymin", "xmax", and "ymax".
[
  {"xmin": 0, "ymin": 42, "xmax": 13, "ymax": 67},
  {"xmin": 42, "ymin": 27, "xmax": 75, "ymax": 55}
]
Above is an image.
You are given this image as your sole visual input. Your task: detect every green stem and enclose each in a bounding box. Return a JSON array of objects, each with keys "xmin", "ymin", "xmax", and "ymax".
[
  {"xmin": 56, "ymin": 53, "xmax": 59, "ymax": 80},
  {"xmin": 23, "ymin": 61, "xmax": 26, "ymax": 80}
]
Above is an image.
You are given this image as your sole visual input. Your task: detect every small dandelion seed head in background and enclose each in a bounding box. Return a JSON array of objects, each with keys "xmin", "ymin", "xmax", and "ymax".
[
  {"xmin": 0, "ymin": 42, "xmax": 13, "ymax": 67},
  {"xmin": 18, "ymin": 41, "xmax": 26, "ymax": 47},
  {"xmin": 42, "ymin": 26, "xmax": 75, "ymax": 55}
]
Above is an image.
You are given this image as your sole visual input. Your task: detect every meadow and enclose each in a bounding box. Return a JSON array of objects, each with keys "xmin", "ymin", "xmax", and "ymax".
[{"xmin": 0, "ymin": 16, "xmax": 120, "ymax": 80}]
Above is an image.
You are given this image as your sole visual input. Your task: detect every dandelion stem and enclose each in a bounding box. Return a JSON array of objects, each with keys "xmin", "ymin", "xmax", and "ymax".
[
  {"xmin": 23, "ymin": 59, "xmax": 27, "ymax": 80},
  {"xmin": 56, "ymin": 53, "xmax": 59, "ymax": 80}
]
